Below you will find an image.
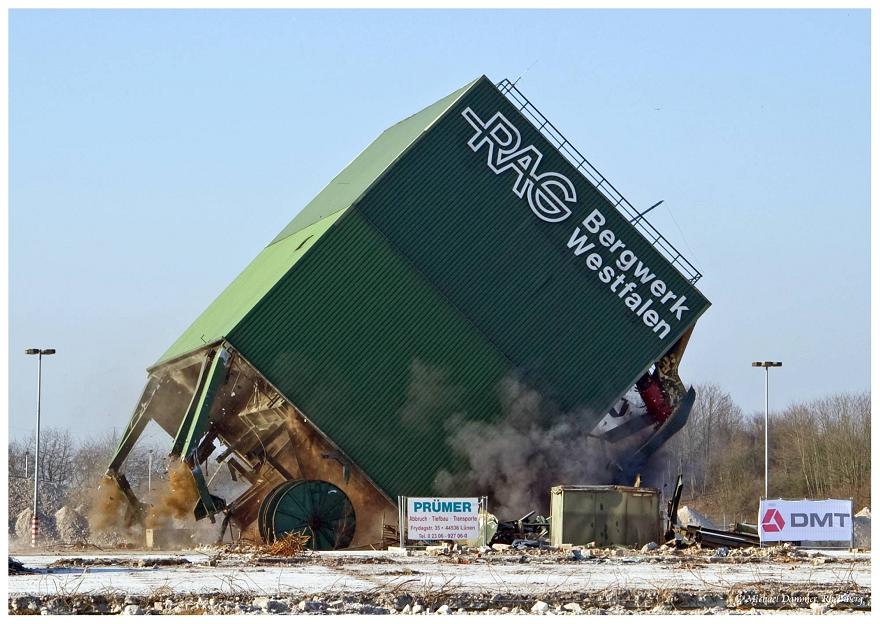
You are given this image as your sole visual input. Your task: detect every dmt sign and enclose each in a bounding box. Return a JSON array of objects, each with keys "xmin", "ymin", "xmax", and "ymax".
[{"xmin": 758, "ymin": 499, "xmax": 853, "ymax": 543}]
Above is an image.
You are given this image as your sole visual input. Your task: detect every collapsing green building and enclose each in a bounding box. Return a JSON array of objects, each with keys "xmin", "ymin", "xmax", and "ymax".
[{"xmin": 107, "ymin": 76, "xmax": 710, "ymax": 549}]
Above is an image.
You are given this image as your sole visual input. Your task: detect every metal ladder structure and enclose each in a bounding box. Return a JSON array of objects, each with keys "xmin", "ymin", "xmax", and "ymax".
[{"xmin": 497, "ymin": 78, "xmax": 703, "ymax": 285}]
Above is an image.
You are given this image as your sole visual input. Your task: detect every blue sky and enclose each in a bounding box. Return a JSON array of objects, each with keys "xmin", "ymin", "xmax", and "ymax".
[{"xmin": 9, "ymin": 9, "xmax": 870, "ymax": 439}]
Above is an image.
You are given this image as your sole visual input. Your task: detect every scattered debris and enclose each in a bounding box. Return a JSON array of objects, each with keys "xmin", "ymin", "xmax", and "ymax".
[
  {"xmin": 48, "ymin": 556, "xmax": 190, "ymax": 569},
  {"xmin": 665, "ymin": 475, "xmax": 758, "ymax": 549},
  {"xmin": 7, "ymin": 546, "xmax": 870, "ymax": 614},
  {"xmin": 253, "ymin": 597, "xmax": 288, "ymax": 613},
  {"xmin": 531, "ymin": 600, "xmax": 550, "ymax": 613},
  {"xmin": 260, "ymin": 531, "xmax": 310, "ymax": 558},
  {"xmin": 122, "ymin": 605, "xmax": 144, "ymax": 615},
  {"xmin": 683, "ymin": 524, "xmax": 760, "ymax": 549},
  {"xmin": 491, "ymin": 511, "xmax": 550, "ymax": 547}
]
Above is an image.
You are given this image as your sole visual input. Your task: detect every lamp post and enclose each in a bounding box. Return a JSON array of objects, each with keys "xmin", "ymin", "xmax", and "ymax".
[
  {"xmin": 752, "ymin": 361, "xmax": 782, "ymax": 499},
  {"xmin": 25, "ymin": 348, "xmax": 56, "ymax": 548},
  {"xmin": 148, "ymin": 449, "xmax": 153, "ymax": 493}
]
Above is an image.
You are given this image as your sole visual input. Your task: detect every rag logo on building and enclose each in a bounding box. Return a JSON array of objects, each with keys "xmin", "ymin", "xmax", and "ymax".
[
  {"xmin": 461, "ymin": 107, "xmax": 577, "ymax": 223},
  {"xmin": 761, "ymin": 508, "xmax": 785, "ymax": 533},
  {"xmin": 460, "ymin": 104, "xmax": 695, "ymax": 341},
  {"xmin": 758, "ymin": 499, "xmax": 852, "ymax": 543}
]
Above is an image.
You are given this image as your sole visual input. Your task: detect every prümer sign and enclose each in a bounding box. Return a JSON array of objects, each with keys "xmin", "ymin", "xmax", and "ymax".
[{"xmin": 406, "ymin": 497, "xmax": 480, "ymax": 541}]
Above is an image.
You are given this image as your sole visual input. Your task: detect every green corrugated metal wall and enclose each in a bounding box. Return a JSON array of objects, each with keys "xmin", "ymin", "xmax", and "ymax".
[{"xmin": 228, "ymin": 211, "xmax": 512, "ymax": 495}]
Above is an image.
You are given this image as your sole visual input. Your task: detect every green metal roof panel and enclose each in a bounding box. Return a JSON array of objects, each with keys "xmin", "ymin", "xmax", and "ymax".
[
  {"xmin": 158, "ymin": 77, "xmax": 480, "ymax": 367},
  {"xmin": 156, "ymin": 210, "xmax": 343, "ymax": 365},
  {"xmin": 355, "ymin": 76, "xmax": 709, "ymax": 419},
  {"xmin": 269, "ymin": 77, "xmax": 480, "ymax": 245},
  {"xmin": 228, "ymin": 210, "xmax": 513, "ymax": 496}
]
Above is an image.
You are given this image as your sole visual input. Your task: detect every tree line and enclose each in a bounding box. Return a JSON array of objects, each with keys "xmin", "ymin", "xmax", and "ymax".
[
  {"xmin": 6, "ymin": 387, "xmax": 870, "ymax": 531},
  {"xmin": 651, "ymin": 386, "xmax": 870, "ymax": 526},
  {"xmin": 7, "ymin": 429, "xmax": 163, "ymax": 532}
]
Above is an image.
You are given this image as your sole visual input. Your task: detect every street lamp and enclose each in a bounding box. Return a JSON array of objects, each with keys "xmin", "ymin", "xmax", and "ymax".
[
  {"xmin": 25, "ymin": 348, "xmax": 55, "ymax": 548},
  {"xmin": 752, "ymin": 361, "xmax": 782, "ymax": 500}
]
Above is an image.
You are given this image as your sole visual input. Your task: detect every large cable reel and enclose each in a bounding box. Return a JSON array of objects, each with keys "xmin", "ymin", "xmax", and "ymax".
[{"xmin": 257, "ymin": 480, "xmax": 356, "ymax": 550}]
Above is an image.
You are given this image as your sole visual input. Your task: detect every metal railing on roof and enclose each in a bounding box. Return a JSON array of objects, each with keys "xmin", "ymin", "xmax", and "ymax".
[{"xmin": 496, "ymin": 78, "xmax": 703, "ymax": 285}]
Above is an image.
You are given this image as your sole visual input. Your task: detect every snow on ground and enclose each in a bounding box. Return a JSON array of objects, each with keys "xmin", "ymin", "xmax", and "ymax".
[{"xmin": 9, "ymin": 550, "xmax": 870, "ymax": 597}]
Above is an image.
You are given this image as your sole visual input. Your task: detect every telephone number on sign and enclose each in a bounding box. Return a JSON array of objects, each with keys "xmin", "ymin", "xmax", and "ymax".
[{"xmin": 410, "ymin": 533, "xmax": 473, "ymax": 540}]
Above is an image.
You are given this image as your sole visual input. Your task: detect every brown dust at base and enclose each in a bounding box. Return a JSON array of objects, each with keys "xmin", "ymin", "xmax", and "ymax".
[
  {"xmin": 85, "ymin": 462, "xmax": 203, "ymax": 548},
  {"xmin": 146, "ymin": 460, "xmax": 199, "ymax": 530},
  {"xmin": 86, "ymin": 476, "xmax": 143, "ymax": 546}
]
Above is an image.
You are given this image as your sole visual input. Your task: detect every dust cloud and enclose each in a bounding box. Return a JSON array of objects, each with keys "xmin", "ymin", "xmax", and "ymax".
[
  {"xmin": 87, "ymin": 476, "xmax": 143, "ymax": 545},
  {"xmin": 433, "ymin": 375, "xmax": 613, "ymax": 519},
  {"xmin": 145, "ymin": 460, "xmax": 199, "ymax": 530},
  {"xmin": 86, "ymin": 460, "xmax": 206, "ymax": 546}
]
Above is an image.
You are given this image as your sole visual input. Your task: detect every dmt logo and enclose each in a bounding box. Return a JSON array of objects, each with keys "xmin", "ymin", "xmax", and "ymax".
[
  {"xmin": 762, "ymin": 508, "xmax": 785, "ymax": 533},
  {"xmin": 461, "ymin": 107, "xmax": 577, "ymax": 223},
  {"xmin": 791, "ymin": 512, "xmax": 850, "ymax": 528}
]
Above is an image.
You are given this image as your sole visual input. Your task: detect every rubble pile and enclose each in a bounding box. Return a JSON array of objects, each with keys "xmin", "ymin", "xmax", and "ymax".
[
  {"xmin": 853, "ymin": 507, "xmax": 870, "ymax": 549},
  {"xmin": 8, "ymin": 582, "xmax": 870, "ymax": 616},
  {"xmin": 54, "ymin": 506, "xmax": 89, "ymax": 544},
  {"xmin": 677, "ymin": 505, "xmax": 716, "ymax": 529}
]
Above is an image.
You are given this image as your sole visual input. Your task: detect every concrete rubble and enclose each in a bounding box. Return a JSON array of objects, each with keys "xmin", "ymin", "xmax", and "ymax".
[
  {"xmin": 54, "ymin": 506, "xmax": 89, "ymax": 544},
  {"xmin": 853, "ymin": 507, "xmax": 870, "ymax": 549},
  {"xmin": 676, "ymin": 505, "xmax": 716, "ymax": 529}
]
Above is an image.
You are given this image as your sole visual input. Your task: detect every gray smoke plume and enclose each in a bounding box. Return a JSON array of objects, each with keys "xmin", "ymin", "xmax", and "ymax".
[
  {"xmin": 433, "ymin": 374, "xmax": 614, "ymax": 519},
  {"xmin": 398, "ymin": 359, "xmax": 465, "ymax": 434}
]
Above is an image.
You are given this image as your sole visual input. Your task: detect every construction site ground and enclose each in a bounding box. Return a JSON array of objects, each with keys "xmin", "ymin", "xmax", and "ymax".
[{"xmin": 7, "ymin": 544, "xmax": 870, "ymax": 615}]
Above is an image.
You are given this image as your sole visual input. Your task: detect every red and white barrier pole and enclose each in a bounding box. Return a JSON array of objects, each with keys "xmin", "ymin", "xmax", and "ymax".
[{"xmin": 31, "ymin": 514, "xmax": 38, "ymax": 548}]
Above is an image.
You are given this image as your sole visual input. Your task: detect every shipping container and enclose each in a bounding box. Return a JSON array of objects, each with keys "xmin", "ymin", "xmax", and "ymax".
[{"xmin": 550, "ymin": 485, "xmax": 662, "ymax": 548}]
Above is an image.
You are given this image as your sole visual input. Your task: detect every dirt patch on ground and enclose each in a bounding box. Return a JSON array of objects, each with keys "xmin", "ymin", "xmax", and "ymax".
[
  {"xmin": 8, "ymin": 558, "xmax": 32, "ymax": 576},
  {"xmin": 47, "ymin": 556, "xmax": 191, "ymax": 569}
]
